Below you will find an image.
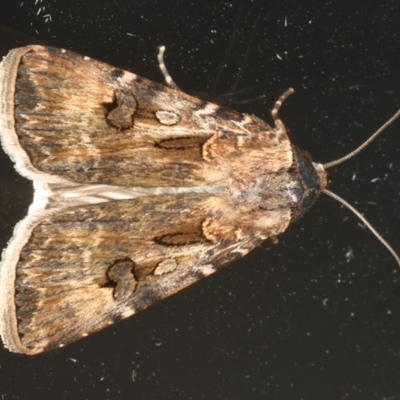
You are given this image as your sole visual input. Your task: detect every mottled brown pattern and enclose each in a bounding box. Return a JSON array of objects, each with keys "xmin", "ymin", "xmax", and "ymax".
[
  {"xmin": 12, "ymin": 193, "xmax": 292, "ymax": 352},
  {"xmin": 0, "ymin": 46, "xmax": 327, "ymax": 354},
  {"xmin": 12, "ymin": 46, "xmax": 293, "ymax": 187}
]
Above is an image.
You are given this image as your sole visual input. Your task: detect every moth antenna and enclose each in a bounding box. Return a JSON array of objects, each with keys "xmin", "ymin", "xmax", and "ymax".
[
  {"xmin": 323, "ymin": 189, "xmax": 400, "ymax": 267},
  {"xmin": 323, "ymin": 109, "xmax": 400, "ymax": 169},
  {"xmin": 319, "ymin": 110, "xmax": 400, "ymax": 264},
  {"xmin": 271, "ymin": 88, "xmax": 295, "ymax": 131},
  {"xmin": 157, "ymin": 45, "xmax": 180, "ymax": 90}
]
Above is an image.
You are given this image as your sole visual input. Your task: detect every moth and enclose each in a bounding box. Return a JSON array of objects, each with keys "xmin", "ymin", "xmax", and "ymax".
[{"xmin": 0, "ymin": 45, "xmax": 397, "ymax": 355}]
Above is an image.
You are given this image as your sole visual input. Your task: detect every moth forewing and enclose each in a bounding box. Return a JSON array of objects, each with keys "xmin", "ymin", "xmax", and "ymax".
[{"xmin": 0, "ymin": 45, "xmax": 327, "ymax": 354}]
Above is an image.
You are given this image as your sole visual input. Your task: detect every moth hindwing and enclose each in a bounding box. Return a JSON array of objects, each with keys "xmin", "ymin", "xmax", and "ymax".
[{"xmin": 0, "ymin": 45, "xmax": 326, "ymax": 354}]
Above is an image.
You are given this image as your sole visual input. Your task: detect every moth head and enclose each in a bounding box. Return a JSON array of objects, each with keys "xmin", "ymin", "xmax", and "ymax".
[{"xmin": 289, "ymin": 147, "xmax": 327, "ymax": 222}]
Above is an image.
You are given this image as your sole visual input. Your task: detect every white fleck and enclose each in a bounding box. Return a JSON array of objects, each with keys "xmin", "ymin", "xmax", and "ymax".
[
  {"xmin": 348, "ymin": 85, "xmax": 363, "ymax": 90},
  {"xmin": 132, "ymin": 369, "xmax": 137, "ymax": 382},
  {"xmin": 387, "ymin": 310, "xmax": 392, "ymax": 315},
  {"xmin": 155, "ymin": 342, "xmax": 162, "ymax": 347},
  {"xmin": 232, "ymin": 114, "xmax": 253, "ymax": 127},
  {"xmin": 352, "ymin": 173, "xmax": 356, "ymax": 180},
  {"xmin": 122, "ymin": 308, "xmax": 135, "ymax": 318},
  {"xmin": 196, "ymin": 264, "xmax": 215, "ymax": 276},
  {"xmin": 69, "ymin": 358, "xmax": 77, "ymax": 363},
  {"xmin": 350, "ymin": 312, "xmax": 355, "ymax": 317},
  {"xmin": 371, "ymin": 177, "xmax": 380, "ymax": 183},
  {"xmin": 36, "ymin": 7, "xmax": 41, "ymax": 15},
  {"xmin": 284, "ymin": 16, "xmax": 287, "ymax": 26},
  {"xmin": 276, "ymin": 53, "xmax": 282, "ymax": 60},
  {"xmin": 82, "ymin": 332, "xmax": 88, "ymax": 337},
  {"xmin": 194, "ymin": 102, "xmax": 219, "ymax": 117},
  {"xmin": 322, "ymin": 298, "xmax": 328, "ymax": 306},
  {"xmin": 234, "ymin": 229, "xmax": 246, "ymax": 240},
  {"xmin": 345, "ymin": 247, "xmax": 354, "ymax": 262},
  {"xmin": 126, "ymin": 32, "xmax": 135, "ymax": 36},
  {"xmin": 84, "ymin": 56, "xmax": 90, "ymax": 61}
]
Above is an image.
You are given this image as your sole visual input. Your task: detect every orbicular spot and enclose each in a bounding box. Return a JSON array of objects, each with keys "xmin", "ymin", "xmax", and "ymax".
[
  {"xmin": 154, "ymin": 258, "xmax": 178, "ymax": 276},
  {"xmin": 104, "ymin": 89, "xmax": 137, "ymax": 130},
  {"xmin": 106, "ymin": 259, "xmax": 137, "ymax": 301},
  {"xmin": 155, "ymin": 110, "xmax": 180, "ymax": 125}
]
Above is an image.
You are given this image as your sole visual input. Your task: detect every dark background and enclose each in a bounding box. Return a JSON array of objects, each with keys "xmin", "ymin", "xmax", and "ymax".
[{"xmin": 0, "ymin": 0, "xmax": 399, "ymax": 399}]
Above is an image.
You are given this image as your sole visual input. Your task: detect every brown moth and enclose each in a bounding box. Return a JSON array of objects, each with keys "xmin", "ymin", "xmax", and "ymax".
[{"xmin": 0, "ymin": 45, "xmax": 387, "ymax": 355}]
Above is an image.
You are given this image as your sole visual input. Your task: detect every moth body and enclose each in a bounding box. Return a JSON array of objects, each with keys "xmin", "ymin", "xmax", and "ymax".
[{"xmin": 0, "ymin": 46, "xmax": 326, "ymax": 354}]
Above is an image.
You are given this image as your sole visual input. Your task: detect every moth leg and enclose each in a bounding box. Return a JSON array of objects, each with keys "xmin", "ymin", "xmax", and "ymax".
[
  {"xmin": 271, "ymin": 88, "xmax": 294, "ymax": 132},
  {"xmin": 157, "ymin": 45, "xmax": 180, "ymax": 90}
]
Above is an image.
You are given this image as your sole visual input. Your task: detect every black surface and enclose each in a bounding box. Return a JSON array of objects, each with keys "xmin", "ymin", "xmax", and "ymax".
[{"xmin": 0, "ymin": 0, "xmax": 399, "ymax": 399}]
